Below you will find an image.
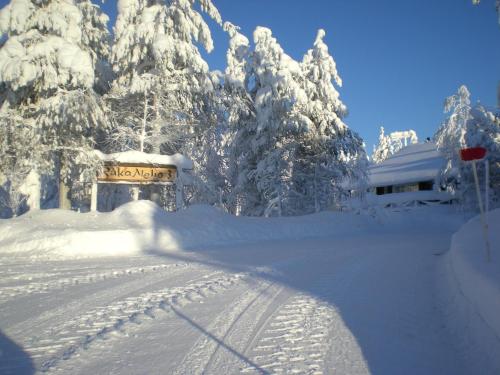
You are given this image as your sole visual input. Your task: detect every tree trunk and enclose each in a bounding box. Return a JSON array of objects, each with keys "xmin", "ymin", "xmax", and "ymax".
[
  {"xmin": 131, "ymin": 186, "xmax": 140, "ymax": 201},
  {"xmin": 140, "ymin": 90, "xmax": 147, "ymax": 153},
  {"xmin": 59, "ymin": 176, "xmax": 71, "ymax": 210},
  {"xmin": 152, "ymin": 92, "xmax": 161, "ymax": 154},
  {"xmin": 58, "ymin": 155, "xmax": 71, "ymax": 210}
]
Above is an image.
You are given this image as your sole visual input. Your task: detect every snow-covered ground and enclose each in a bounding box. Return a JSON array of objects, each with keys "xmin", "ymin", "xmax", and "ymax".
[{"xmin": 0, "ymin": 203, "xmax": 498, "ymax": 374}]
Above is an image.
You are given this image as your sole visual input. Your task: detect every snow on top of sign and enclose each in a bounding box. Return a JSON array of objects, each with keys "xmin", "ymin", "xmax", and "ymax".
[
  {"xmin": 94, "ymin": 150, "xmax": 193, "ymax": 169},
  {"xmin": 368, "ymin": 142, "xmax": 445, "ymax": 187}
]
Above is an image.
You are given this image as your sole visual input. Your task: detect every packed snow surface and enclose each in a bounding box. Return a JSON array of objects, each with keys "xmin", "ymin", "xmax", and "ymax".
[
  {"xmin": 368, "ymin": 142, "xmax": 445, "ymax": 187},
  {"xmin": 0, "ymin": 203, "xmax": 498, "ymax": 374}
]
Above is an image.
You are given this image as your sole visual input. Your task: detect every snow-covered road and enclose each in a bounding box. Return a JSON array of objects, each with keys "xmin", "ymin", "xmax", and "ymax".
[{"xmin": 0, "ymin": 224, "xmax": 472, "ymax": 375}]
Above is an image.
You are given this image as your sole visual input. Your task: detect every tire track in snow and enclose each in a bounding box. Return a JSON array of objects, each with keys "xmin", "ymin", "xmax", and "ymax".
[
  {"xmin": 33, "ymin": 270, "xmax": 248, "ymax": 372},
  {"xmin": 0, "ymin": 263, "xmax": 188, "ymax": 303},
  {"xmin": 172, "ymin": 278, "xmax": 284, "ymax": 375},
  {"xmin": 205, "ymin": 285, "xmax": 291, "ymax": 374},
  {"xmin": 239, "ymin": 253, "xmax": 373, "ymax": 375},
  {"xmin": 241, "ymin": 294, "xmax": 338, "ymax": 375},
  {"xmin": 171, "ymin": 253, "xmax": 369, "ymax": 375},
  {"xmin": 4, "ymin": 262, "xmax": 198, "ymax": 331}
]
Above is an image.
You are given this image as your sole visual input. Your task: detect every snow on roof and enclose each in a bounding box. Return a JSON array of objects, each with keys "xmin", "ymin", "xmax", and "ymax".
[
  {"xmin": 94, "ymin": 150, "xmax": 193, "ymax": 170},
  {"xmin": 368, "ymin": 142, "xmax": 444, "ymax": 187}
]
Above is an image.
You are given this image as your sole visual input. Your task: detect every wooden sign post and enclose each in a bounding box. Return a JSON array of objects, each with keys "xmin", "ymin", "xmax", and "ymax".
[
  {"xmin": 91, "ymin": 151, "xmax": 193, "ymax": 213},
  {"xmin": 97, "ymin": 164, "xmax": 177, "ymax": 184},
  {"xmin": 91, "ymin": 163, "xmax": 178, "ymax": 212}
]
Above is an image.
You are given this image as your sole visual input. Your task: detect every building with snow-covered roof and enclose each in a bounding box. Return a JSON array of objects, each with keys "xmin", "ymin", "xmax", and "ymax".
[{"xmin": 367, "ymin": 142, "xmax": 454, "ymax": 206}]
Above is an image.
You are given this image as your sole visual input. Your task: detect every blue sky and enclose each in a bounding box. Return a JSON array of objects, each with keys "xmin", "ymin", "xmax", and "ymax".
[{"xmin": 2, "ymin": 0, "xmax": 499, "ymax": 152}]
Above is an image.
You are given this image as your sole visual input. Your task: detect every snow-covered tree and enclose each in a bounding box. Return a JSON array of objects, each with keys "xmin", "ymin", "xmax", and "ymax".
[
  {"xmin": 221, "ymin": 22, "xmax": 256, "ymax": 214},
  {"xmin": 372, "ymin": 127, "xmax": 418, "ymax": 163},
  {"xmin": 435, "ymin": 85, "xmax": 471, "ymax": 191},
  {"xmin": 227, "ymin": 27, "xmax": 367, "ymax": 216},
  {"xmin": 299, "ymin": 29, "xmax": 367, "ymax": 212},
  {"xmin": 231, "ymin": 26, "xmax": 312, "ymax": 216},
  {"xmin": 0, "ymin": 110, "xmax": 39, "ymax": 216},
  {"xmin": 108, "ymin": 0, "xmax": 222, "ymax": 152},
  {"xmin": 462, "ymin": 104, "xmax": 500, "ymax": 207},
  {"xmin": 0, "ymin": 0, "xmax": 111, "ymax": 212},
  {"xmin": 372, "ymin": 127, "xmax": 391, "ymax": 164},
  {"xmin": 434, "ymin": 85, "xmax": 500, "ymax": 208},
  {"xmin": 107, "ymin": 0, "xmax": 224, "ymax": 204}
]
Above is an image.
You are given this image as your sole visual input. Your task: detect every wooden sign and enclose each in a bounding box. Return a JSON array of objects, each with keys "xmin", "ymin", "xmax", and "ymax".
[{"xmin": 98, "ymin": 164, "xmax": 177, "ymax": 184}]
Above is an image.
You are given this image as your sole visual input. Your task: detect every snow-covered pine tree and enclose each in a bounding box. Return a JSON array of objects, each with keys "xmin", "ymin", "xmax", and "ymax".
[
  {"xmin": 433, "ymin": 85, "xmax": 500, "ymax": 208},
  {"xmin": 108, "ymin": 0, "xmax": 224, "ymax": 205},
  {"xmin": 0, "ymin": 110, "xmax": 39, "ymax": 216},
  {"xmin": 299, "ymin": 29, "xmax": 367, "ymax": 212},
  {"xmin": 228, "ymin": 27, "xmax": 367, "ymax": 216},
  {"xmin": 235, "ymin": 26, "xmax": 311, "ymax": 216},
  {"xmin": 434, "ymin": 85, "xmax": 471, "ymax": 199},
  {"xmin": 108, "ymin": 0, "xmax": 222, "ymax": 153},
  {"xmin": 372, "ymin": 127, "xmax": 418, "ymax": 164},
  {"xmin": 0, "ymin": 0, "xmax": 110, "ymax": 213},
  {"xmin": 465, "ymin": 104, "xmax": 500, "ymax": 208},
  {"xmin": 222, "ymin": 22, "xmax": 257, "ymax": 214},
  {"xmin": 372, "ymin": 127, "xmax": 391, "ymax": 164}
]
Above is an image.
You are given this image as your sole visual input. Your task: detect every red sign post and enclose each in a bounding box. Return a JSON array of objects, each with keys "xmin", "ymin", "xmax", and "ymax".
[{"xmin": 460, "ymin": 147, "xmax": 491, "ymax": 262}]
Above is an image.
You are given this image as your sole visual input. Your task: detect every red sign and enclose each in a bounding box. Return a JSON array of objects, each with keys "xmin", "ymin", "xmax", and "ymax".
[{"xmin": 460, "ymin": 147, "xmax": 486, "ymax": 161}]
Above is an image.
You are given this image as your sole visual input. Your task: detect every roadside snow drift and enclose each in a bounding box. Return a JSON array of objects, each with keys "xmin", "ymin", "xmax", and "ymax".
[
  {"xmin": 0, "ymin": 201, "xmax": 366, "ymax": 259},
  {"xmin": 441, "ymin": 209, "xmax": 500, "ymax": 374},
  {"xmin": 0, "ymin": 201, "xmax": 460, "ymax": 260}
]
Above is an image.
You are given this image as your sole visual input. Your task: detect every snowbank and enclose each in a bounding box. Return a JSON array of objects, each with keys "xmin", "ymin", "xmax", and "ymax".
[
  {"xmin": 440, "ymin": 209, "xmax": 500, "ymax": 375},
  {"xmin": 0, "ymin": 201, "xmax": 359, "ymax": 260},
  {"xmin": 0, "ymin": 201, "xmax": 460, "ymax": 260}
]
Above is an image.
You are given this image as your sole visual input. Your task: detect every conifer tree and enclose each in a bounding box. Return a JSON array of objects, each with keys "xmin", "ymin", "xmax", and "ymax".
[
  {"xmin": 0, "ymin": 0, "xmax": 110, "ymax": 211},
  {"xmin": 107, "ymin": 0, "xmax": 224, "ymax": 204},
  {"xmin": 222, "ymin": 22, "xmax": 256, "ymax": 214},
  {"xmin": 242, "ymin": 27, "xmax": 311, "ymax": 216},
  {"xmin": 436, "ymin": 86, "xmax": 500, "ymax": 207},
  {"xmin": 299, "ymin": 29, "xmax": 367, "ymax": 211}
]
